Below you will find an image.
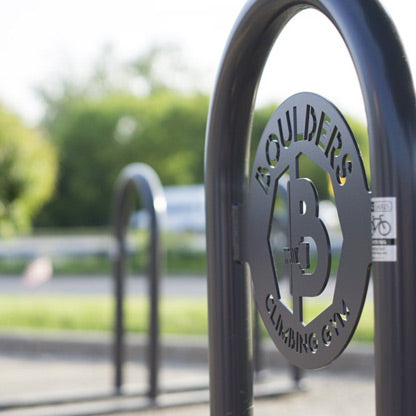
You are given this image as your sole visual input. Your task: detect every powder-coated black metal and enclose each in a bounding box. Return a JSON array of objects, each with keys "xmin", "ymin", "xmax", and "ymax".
[
  {"xmin": 205, "ymin": 0, "xmax": 416, "ymax": 415},
  {"xmin": 113, "ymin": 163, "xmax": 166, "ymax": 399},
  {"xmin": 252, "ymin": 177, "xmax": 303, "ymax": 383},
  {"xmin": 247, "ymin": 92, "xmax": 371, "ymax": 369}
]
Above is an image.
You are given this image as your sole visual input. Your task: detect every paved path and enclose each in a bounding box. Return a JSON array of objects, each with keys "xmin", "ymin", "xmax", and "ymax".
[
  {"xmin": 0, "ymin": 273, "xmax": 374, "ymax": 301},
  {"xmin": 0, "ymin": 353, "xmax": 374, "ymax": 416},
  {"xmin": 0, "ymin": 234, "xmax": 206, "ymax": 258},
  {"xmin": 0, "ymin": 234, "xmax": 115, "ymax": 258},
  {"xmin": 0, "ymin": 275, "xmax": 207, "ymax": 297}
]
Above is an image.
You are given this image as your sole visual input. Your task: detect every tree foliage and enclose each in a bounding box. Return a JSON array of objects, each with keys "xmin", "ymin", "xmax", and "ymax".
[
  {"xmin": 35, "ymin": 91, "xmax": 208, "ymax": 227},
  {"xmin": 35, "ymin": 45, "xmax": 370, "ymax": 227},
  {"xmin": 0, "ymin": 106, "xmax": 57, "ymax": 236}
]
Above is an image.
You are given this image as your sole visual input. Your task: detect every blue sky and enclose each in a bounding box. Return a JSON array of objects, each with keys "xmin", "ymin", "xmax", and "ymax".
[{"xmin": 0, "ymin": 0, "xmax": 413, "ymax": 125}]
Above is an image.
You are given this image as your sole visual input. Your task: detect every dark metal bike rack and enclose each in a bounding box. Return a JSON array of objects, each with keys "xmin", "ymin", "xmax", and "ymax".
[
  {"xmin": 113, "ymin": 163, "xmax": 293, "ymax": 403},
  {"xmin": 113, "ymin": 162, "xmax": 166, "ymax": 399},
  {"xmin": 0, "ymin": 163, "xmax": 168, "ymax": 413},
  {"xmin": 205, "ymin": 0, "xmax": 416, "ymax": 415},
  {"xmin": 111, "ymin": 162, "xmax": 217, "ymax": 410},
  {"xmin": 1, "ymin": 164, "xmax": 210, "ymax": 414}
]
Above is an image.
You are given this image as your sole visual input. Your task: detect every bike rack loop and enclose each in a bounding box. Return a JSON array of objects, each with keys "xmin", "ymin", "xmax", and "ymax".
[
  {"xmin": 205, "ymin": 1, "xmax": 416, "ymax": 415},
  {"xmin": 113, "ymin": 162, "xmax": 166, "ymax": 399}
]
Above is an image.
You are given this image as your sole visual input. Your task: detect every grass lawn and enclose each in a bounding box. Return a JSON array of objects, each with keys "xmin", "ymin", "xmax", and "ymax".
[
  {"xmin": 0, "ymin": 294, "xmax": 374, "ymax": 343},
  {"xmin": 0, "ymin": 295, "xmax": 208, "ymax": 336}
]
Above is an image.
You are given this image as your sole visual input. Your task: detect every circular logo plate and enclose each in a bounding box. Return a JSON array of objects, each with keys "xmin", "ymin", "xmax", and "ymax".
[{"xmin": 246, "ymin": 92, "xmax": 371, "ymax": 369}]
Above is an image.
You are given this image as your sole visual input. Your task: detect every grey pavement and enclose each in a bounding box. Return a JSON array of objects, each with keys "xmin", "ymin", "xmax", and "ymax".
[
  {"xmin": 0, "ymin": 346, "xmax": 375, "ymax": 416},
  {"xmin": 0, "ymin": 234, "xmax": 116, "ymax": 259},
  {"xmin": 0, "ymin": 275, "xmax": 207, "ymax": 297},
  {"xmin": 0, "ymin": 323, "xmax": 375, "ymax": 415},
  {"xmin": 0, "ymin": 274, "xmax": 374, "ymax": 300},
  {"xmin": 0, "ymin": 233, "xmax": 206, "ymax": 259}
]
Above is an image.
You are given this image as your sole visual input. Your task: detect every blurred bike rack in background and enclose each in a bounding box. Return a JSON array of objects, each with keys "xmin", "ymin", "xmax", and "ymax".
[{"xmin": 113, "ymin": 162, "xmax": 166, "ymax": 399}]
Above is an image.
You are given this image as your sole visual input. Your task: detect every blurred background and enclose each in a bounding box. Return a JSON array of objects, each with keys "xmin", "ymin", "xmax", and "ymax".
[
  {"xmin": 0, "ymin": 0, "xmax": 413, "ymax": 409},
  {"xmin": 0, "ymin": 0, "xmax": 411, "ymax": 270}
]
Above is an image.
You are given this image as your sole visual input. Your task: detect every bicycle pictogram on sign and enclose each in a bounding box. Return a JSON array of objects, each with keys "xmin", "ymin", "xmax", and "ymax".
[{"xmin": 371, "ymin": 215, "xmax": 391, "ymax": 237}]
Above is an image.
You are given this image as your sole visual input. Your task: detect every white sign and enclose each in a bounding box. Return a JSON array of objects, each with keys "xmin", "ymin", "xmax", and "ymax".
[{"xmin": 371, "ymin": 197, "xmax": 397, "ymax": 262}]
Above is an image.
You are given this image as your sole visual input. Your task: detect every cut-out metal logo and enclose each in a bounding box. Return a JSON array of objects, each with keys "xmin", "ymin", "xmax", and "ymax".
[{"xmin": 246, "ymin": 92, "xmax": 371, "ymax": 369}]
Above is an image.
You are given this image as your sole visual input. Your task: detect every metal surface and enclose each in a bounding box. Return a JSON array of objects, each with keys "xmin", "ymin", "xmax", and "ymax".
[
  {"xmin": 205, "ymin": 1, "xmax": 416, "ymax": 415},
  {"xmin": 253, "ymin": 182, "xmax": 287, "ymax": 375},
  {"xmin": 247, "ymin": 92, "xmax": 371, "ymax": 369},
  {"xmin": 252, "ymin": 178, "xmax": 303, "ymax": 382},
  {"xmin": 113, "ymin": 163, "xmax": 166, "ymax": 399}
]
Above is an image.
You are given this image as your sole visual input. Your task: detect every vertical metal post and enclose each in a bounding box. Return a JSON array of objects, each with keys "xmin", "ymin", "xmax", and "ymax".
[
  {"xmin": 114, "ymin": 218, "xmax": 126, "ymax": 394},
  {"xmin": 113, "ymin": 163, "xmax": 166, "ymax": 400},
  {"xmin": 205, "ymin": 0, "xmax": 416, "ymax": 414},
  {"xmin": 253, "ymin": 310, "xmax": 262, "ymax": 375}
]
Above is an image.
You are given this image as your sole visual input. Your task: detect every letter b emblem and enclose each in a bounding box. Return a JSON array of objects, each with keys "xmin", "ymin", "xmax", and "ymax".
[{"xmin": 286, "ymin": 177, "xmax": 331, "ymax": 317}]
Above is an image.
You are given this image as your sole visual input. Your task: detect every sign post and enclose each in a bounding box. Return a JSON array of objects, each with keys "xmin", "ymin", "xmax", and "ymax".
[{"xmin": 205, "ymin": 0, "xmax": 416, "ymax": 415}]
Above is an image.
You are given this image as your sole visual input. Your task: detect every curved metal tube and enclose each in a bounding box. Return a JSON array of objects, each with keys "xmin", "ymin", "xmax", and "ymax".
[
  {"xmin": 205, "ymin": 0, "xmax": 416, "ymax": 414},
  {"xmin": 112, "ymin": 163, "xmax": 166, "ymax": 400}
]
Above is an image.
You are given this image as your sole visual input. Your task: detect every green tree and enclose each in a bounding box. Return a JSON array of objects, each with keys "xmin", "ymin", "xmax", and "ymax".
[
  {"xmin": 35, "ymin": 91, "xmax": 208, "ymax": 227},
  {"xmin": 35, "ymin": 44, "xmax": 210, "ymax": 227},
  {"xmin": 0, "ymin": 105, "xmax": 57, "ymax": 236},
  {"xmin": 35, "ymin": 44, "xmax": 370, "ymax": 227}
]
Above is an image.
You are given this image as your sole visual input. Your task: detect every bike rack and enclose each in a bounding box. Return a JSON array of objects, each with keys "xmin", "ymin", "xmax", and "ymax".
[
  {"xmin": 1, "ymin": 162, "xmax": 296, "ymax": 415},
  {"xmin": 113, "ymin": 163, "xmax": 296, "ymax": 402},
  {"xmin": 113, "ymin": 162, "xmax": 216, "ymax": 405},
  {"xmin": 205, "ymin": 0, "xmax": 416, "ymax": 414},
  {"xmin": 114, "ymin": 162, "xmax": 300, "ymax": 399},
  {"xmin": 0, "ymin": 163, "xmax": 168, "ymax": 413},
  {"xmin": 112, "ymin": 162, "xmax": 166, "ymax": 399},
  {"xmin": 1, "ymin": 163, "xmax": 209, "ymax": 414}
]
